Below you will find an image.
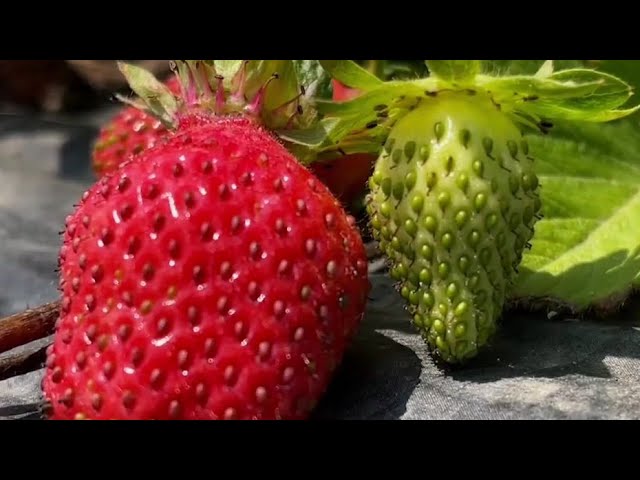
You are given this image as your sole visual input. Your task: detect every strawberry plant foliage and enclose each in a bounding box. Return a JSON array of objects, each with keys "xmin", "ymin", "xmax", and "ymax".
[
  {"xmin": 316, "ymin": 60, "xmax": 638, "ymax": 151},
  {"xmin": 315, "ymin": 59, "xmax": 639, "ymax": 363},
  {"xmin": 427, "ymin": 60, "xmax": 640, "ymax": 313},
  {"xmin": 514, "ymin": 115, "xmax": 640, "ymax": 311}
]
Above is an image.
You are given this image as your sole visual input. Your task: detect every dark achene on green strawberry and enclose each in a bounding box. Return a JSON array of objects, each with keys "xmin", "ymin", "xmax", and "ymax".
[
  {"xmin": 316, "ymin": 59, "xmax": 639, "ymax": 363},
  {"xmin": 42, "ymin": 61, "xmax": 370, "ymax": 419}
]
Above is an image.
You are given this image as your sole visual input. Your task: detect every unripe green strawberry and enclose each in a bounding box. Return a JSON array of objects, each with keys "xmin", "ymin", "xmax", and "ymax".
[
  {"xmin": 367, "ymin": 91, "xmax": 539, "ymax": 362},
  {"xmin": 317, "ymin": 59, "xmax": 639, "ymax": 363}
]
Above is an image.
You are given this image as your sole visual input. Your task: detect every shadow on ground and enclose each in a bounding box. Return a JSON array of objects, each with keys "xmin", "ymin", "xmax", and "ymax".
[
  {"xmin": 312, "ymin": 324, "xmax": 422, "ymax": 420},
  {"xmin": 441, "ymin": 309, "xmax": 640, "ymax": 384},
  {"xmin": 441, "ymin": 249, "xmax": 640, "ymax": 384},
  {"xmin": 364, "ymin": 258, "xmax": 640, "ymax": 388},
  {"xmin": 0, "ymin": 322, "xmax": 424, "ymax": 421},
  {"xmin": 0, "ymin": 402, "xmax": 42, "ymax": 420}
]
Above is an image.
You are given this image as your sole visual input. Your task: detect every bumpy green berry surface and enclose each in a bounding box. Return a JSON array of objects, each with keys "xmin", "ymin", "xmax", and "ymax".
[
  {"xmin": 368, "ymin": 92, "xmax": 540, "ymax": 363},
  {"xmin": 317, "ymin": 59, "xmax": 638, "ymax": 363}
]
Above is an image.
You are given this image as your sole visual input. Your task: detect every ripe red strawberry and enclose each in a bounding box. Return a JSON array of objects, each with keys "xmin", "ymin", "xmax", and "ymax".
[
  {"xmin": 91, "ymin": 76, "xmax": 181, "ymax": 177},
  {"xmin": 309, "ymin": 153, "xmax": 374, "ymax": 207},
  {"xmin": 42, "ymin": 62, "xmax": 370, "ymax": 420},
  {"xmin": 331, "ymin": 78, "xmax": 362, "ymax": 102}
]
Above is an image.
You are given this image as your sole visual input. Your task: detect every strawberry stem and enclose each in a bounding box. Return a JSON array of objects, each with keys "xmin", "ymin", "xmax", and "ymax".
[{"xmin": 0, "ymin": 301, "xmax": 59, "ymax": 355}]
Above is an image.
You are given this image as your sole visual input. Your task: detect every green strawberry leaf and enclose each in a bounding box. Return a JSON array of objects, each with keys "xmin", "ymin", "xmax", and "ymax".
[
  {"xmin": 235, "ymin": 60, "xmax": 334, "ymax": 131},
  {"xmin": 276, "ymin": 118, "xmax": 339, "ymax": 149},
  {"xmin": 483, "ymin": 60, "xmax": 584, "ymax": 75},
  {"xmin": 276, "ymin": 118, "xmax": 342, "ymax": 165},
  {"xmin": 590, "ymin": 60, "xmax": 640, "ymax": 108},
  {"xmin": 477, "ymin": 65, "xmax": 639, "ymax": 123},
  {"xmin": 525, "ymin": 69, "xmax": 639, "ymax": 121},
  {"xmin": 425, "ymin": 60, "xmax": 482, "ymax": 83},
  {"xmin": 317, "ymin": 62, "xmax": 640, "ymax": 164},
  {"xmin": 117, "ymin": 61, "xmax": 178, "ymax": 126},
  {"xmin": 535, "ymin": 60, "xmax": 555, "ymax": 78},
  {"xmin": 292, "ymin": 60, "xmax": 332, "ymax": 99},
  {"xmin": 477, "ymin": 74, "xmax": 603, "ymax": 100},
  {"xmin": 318, "ymin": 60, "xmax": 383, "ymax": 92},
  {"xmin": 315, "ymin": 78, "xmax": 443, "ymax": 142},
  {"xmin": 240, "ymin": 60, "xmax": 299, "ymax": 112},
  {"xmin": 213, "ymin": 60, "xmax": 244, "ymax": 82},
  {"xmin": 383, "ymin": 60, "xmax": 429, "ymax": 80},
  {"xmin": 514, "ymin": 117, "xmax": 640, "ymax": 311}
]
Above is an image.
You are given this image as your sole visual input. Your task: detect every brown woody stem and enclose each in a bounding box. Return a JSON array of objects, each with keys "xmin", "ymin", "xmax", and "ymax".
[{"xmin": 0, "ymin": 301, "xmax": 59, "ymax": 355}]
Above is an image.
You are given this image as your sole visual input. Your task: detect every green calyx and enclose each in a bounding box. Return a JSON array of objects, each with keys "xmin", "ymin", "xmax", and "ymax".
[
  {"xmin": 309, "ymin": 60, "xmax": 640, "ymax": 157},
  {"xmin": 116, "ymin": 60, "xmax": 333, "ymax": 163}
]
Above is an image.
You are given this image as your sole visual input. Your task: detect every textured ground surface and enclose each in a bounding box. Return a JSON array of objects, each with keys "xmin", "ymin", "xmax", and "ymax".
[{"xmin": 1, "ymin": 105, "xmax": 640, "ymax": 420}]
